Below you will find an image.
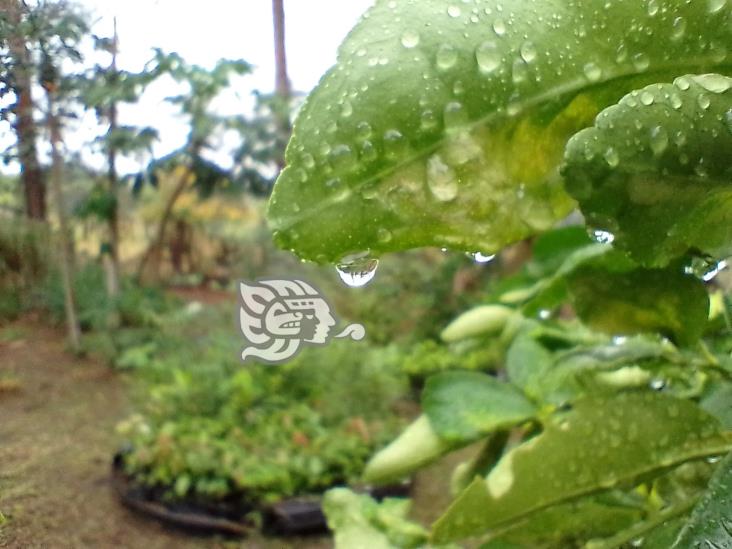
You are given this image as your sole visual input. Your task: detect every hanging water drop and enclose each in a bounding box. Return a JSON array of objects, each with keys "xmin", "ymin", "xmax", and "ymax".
[
  {"xmin": 336, "ymin": 253, "xmax": 379, "ymax": 287},
  {"xmin": 592, "ymin": 229, "xmax": 616, "ymax": 243},
  {"xmin": 470, "ymin": 252, "xmax": 495, "ymax": 263}
]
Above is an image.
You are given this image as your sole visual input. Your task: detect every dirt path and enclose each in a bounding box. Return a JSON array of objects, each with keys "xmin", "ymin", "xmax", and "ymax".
[{"xmin": 0, "ymin": 319, "xmax": 329, "ymax": 549}]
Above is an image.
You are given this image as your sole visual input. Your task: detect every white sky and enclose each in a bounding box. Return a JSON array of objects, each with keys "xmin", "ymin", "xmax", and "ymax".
[{"xmin": 5, "ymin": 0, "xmax": 374, "ymax": 174}]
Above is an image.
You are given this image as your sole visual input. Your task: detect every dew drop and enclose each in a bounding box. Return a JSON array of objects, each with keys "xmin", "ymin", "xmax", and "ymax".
[
  {"xmin": 329, "ymin": 144, "xmax": 356, "ymax": 170},
  {"xmin": 401, "ymin": 30, "xmax": 420, "ymax": 49},
  {"xmin": 698, "ymin": 93, "xmax": 711, "ymax": 110},
  {"xmin": 512, "ymin": 58, "xmax": 528, "ymax": 84},
  {"xmin": 444, "ymin": 101, "xmax": 467, "ymax": 128},
  {"xmin": 301, "ymin": 153, "xmax": 315, "ymax": 169},
  {"xmin": 436, "ymin": 44, "xmax": 458, "ymax": 70},
  {"xmin": 356, "ymin": 121, "xmax": 372, "ymax": 140},
  {"xmin": 647, "ymin": 0, "xmax": 659, "ymax": 16},
  {"xmin": 671, "ymin": 16, "xmax": 687, "ymax": 40},
  {"xmin": 447, "ymin": 4, "xmax": 461, "ymax": 18},
  {"xmin": 520, "ymin": 41, "xmax": 537, "ymax": 63},
  {"xmin": 604, "ymin": 147, "xmax": 620, "ymax": 168},
  {"xmin": 420, "ymin": 109, "xmax": 439, "ymax": 132},
  {"xmin": 426, "ymin": 154, "xmax": 459, "ymax": 201},
  {"xmin": 669, "ymin": 93, "xmax": 683, "ymax": 110},
  {"xmin": 583, "ymin": 62, "xmax": 602, "ymax": 82},
  {"xmin": 336, "ymin": 252, "xmax": 379, "ymax": 287},
  {"xmin": 632, "ymin": 53, "xmax": 650, "ymax": 71},
  {"xmin": 360, "ymin": 140, "xmax": 377, "ymax": 162},
  {"xmin": 492, "ymin": 18, "xmax": 507, "ymax": 36},
  {"xmin": 694, "ymin": 74, "xmax": 731, "ymax": 93},
  {"xmin": 675, "ymin": 76, "xmax": 691, "ymax": 91},
  {"xmin": 640, "ymin": 90, "xmax": 655, "ymax": 105},
  {"xmin": 340, "ymin": 100, "xmax": 353, "ymax": 118},
  {"xmin": 383, "ymin": 129, "xmax": 406, "ymax": 158},
  {"xmin": 377, "ymin": 228, "xmax": 392, "ymax": 243},
  {"xmin": 476, "ymin": 41, "xmax": 501, "ymax": 74},
  {"xmin": 708, "ymin": 0, "xmax": 727, "ymax": 14},
  {"xmin": 649, "ymin": 126, "xmax": 669, "ymax": 157}
]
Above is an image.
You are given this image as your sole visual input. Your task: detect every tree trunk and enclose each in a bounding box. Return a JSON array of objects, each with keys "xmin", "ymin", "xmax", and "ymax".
[
  {"xmin": 105, "ymin": 18, "xmax": 121, "ymax": 298},
  {"xmin": 47, "ymin": 90, "xmax": 81, "ymax": 352},
  {"xmin": 135, "ymin": 165, "xmax": 192, "ymax": 284},
  {"xmin": 272, "ymin": 0, "xmax": 290, "ymax": 101},
  {"xmin": 272, "ymin": 0, "xmax": 291, "ymax": 169},
  {"xmin": 2, "ymin": 0, "xmax": 47, "ymax": 220}
]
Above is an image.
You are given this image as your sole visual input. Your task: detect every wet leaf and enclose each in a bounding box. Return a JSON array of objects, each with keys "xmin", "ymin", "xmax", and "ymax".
[
  {"xmin": 268, "ymin": 1, "xmax": 732, "ymax": 263},
  {"xmin": 568, "ymin": 265, "xmax": 710, "ymax": 346},
  {"xmin": 431, "ymin": 393, "xmax": 732, "ymax": 543},
  {"xmin": 672, "ymin": 450, "xmax": 732, "ymax": 548},
  {"xmin": 423, "ymin": 371, "xmax": 537, "ymax": 443},
  {"xmin": 563, "ymin": 74, "xmax": 732, "ymax": 267}
]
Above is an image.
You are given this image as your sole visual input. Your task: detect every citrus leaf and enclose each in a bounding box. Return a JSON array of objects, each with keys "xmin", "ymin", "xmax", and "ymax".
[
  {"xmin": 563, "ymin": 74, "xmax": 732, "ymax": 267},
  {"xmin": 567, "ymin": 265, "xmax": 710, "ymax": 346},
  {"xmin": 423, "ymin": 371, "xmax": 537, "ymax": 443},
  {"xmin": 268, "ymin": 0, "xmax": 732, "ymax": 263},
  {"xmin": 431, "ymin": 392, "xmax": 732, "ymax": 543},
  {"xmin": 671, "ymin": 450, "xmax": 732, "ymax": 549}
]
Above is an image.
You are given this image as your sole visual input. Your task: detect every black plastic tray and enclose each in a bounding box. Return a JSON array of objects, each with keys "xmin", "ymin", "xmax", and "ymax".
[{"xmin": 112, "ymin": 451, "xmax": 411, "ymax": 537}]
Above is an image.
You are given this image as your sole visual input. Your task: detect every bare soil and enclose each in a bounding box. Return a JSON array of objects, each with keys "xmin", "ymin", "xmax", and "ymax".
[{"xmin": 0, "ymin": 318, "xmax": 330, "ymax": 549}]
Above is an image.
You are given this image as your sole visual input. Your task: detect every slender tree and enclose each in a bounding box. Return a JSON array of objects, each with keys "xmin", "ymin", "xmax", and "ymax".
[
  {"xmin": 135, "ymin": 53, "xmax": 250, "ymax": 283},
  {"xmin": 272, "ymin": 0, "xmax": 290, "ymax": 169},
  {"xmin": 0, "ymin": 0, "xmax": 46, "ymax": 220},
  {"xmin": 42, "ymin": 52, "xmax": 81, "ymax": 351},
  {"xmin": 104, "ymin": 18, "xmax": 120, "ymax": 297}
]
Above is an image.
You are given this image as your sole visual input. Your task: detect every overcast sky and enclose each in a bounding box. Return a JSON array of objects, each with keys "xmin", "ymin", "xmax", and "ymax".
[{"xmin": 6, "ymin": 1, "xmax": 374, "ymax": 173}]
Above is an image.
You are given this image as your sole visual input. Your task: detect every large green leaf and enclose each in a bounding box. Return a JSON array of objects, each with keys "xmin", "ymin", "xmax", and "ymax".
[
  {"xmin": 268, "ymin": 0, "xmax": 732, "ymax": 263},
  {"xmin": 563, "ymin": 74, "xmax": 732, "ymax": 267},
  {"xmin": 423, "ymin": 371, "xmax": 537, "ymax": 443},
  {"xmin": 567, "ymin": 264, "xmax": 710, "ymax": 346},
  {"xmin": 672, "ymin": 450, "xmax": 732, "ymax": 548},
  {"xmin": 431, "ymin": 392, "xmax": 732, "ymax": 543}
]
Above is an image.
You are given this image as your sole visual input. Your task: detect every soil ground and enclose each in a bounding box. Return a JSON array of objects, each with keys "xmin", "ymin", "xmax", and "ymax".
[{"xmin": 0, "ymin": 317, "xmax": 455, "ymax": 549}]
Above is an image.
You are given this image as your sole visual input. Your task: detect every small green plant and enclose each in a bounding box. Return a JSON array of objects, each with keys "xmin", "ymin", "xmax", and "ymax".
[
  {"xmin": 267, "ymin": 0, "xmax": 732, "ymax": 546},
  {"xmin": 118, "ymin": 305, "xmax": 409, "ymax": 505}
]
